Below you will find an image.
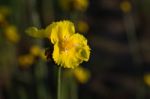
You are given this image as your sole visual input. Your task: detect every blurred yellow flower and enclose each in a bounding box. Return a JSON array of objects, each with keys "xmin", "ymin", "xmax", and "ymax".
[
  {"xmin": 18, "ymin": 54, "xmax": 34, "ymax": 69},
  {"xmin": 59, "ymin": 0, "xmax": 89, "ymax": 12},
  {"xmin": 144, "ymin": 73, "xmax": 150, "ymax": 86},
  {"xmin": 77, "ymin": 21, "xmax": 89, "ymax": 33},
  {"xmin": 30, "ymin": 45, "xmax": 47, "ymax": 60},
  {"xmin": 4, "ymin": 25, "xmax": 20, "ymax": 43},
  {"xmin": 0, "ymin": 6, "xmax": 11, "ymax": 16},
  {"xmin": 73, "ymin": 66, "xmax": 90, "ymax": 83},
  {"xmin": 26, "ymin": 20, "xmax": 90, "ymax": 68},
  {"xmin": 30, "ymin": 45, "xmax": 42, "ymax": 56},
  {"xmin": 26, "ymin": 27, "xmax": 48, "ymax": 38},
  {"xmin": 73, "ymin": 0, "xmax": 89, "ymax": 11},
  {"xmin": 120, "ymin": 1, "xmax": 132, "ymax": 13}
]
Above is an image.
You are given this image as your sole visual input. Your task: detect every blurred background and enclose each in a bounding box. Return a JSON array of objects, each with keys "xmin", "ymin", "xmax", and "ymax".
[{"xmin": 1, "ymin": 0, "xmax": 150, "ymax": 99}]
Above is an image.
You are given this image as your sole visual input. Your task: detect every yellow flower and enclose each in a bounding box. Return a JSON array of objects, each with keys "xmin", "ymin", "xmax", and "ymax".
[
  {"xmin": 26, "ymin": 20, "xmax": 90, "ymax": 68},
  {"xmin": 4, "ymin": 25, "xmax": 20, "ymax": 43},
  {"xmin": 73, "ymin": 66, "xmax": 90, "ymax": 83},
  {"xmin": 50, "ymin": 21, "xmax": 90, "ymax": 68}
]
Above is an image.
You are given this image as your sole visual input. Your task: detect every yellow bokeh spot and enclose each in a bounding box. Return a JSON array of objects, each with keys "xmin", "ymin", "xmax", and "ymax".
[
  {"xmin": 73, "ymin": 66, "xmax": 90, "ymax": 83},
  {"xmin": 30, "ymin": 45, "xmax": 47, "ymax": 61},
  {"xmin": 0, "ymin": 6, "xmax": 11, "ymax": 16},
  {"xmin": 30, "ymin": 45, "xmax": 42, "ymax": 56},
  {"xmin": 59, "ymin": 0, "xmax": 89, "ymax": 12},
  {"xmin": 120, "ymin": 1, "xmax": 132, "ymax": 13},
  {"xmin": 73, "ymin": 0, "xmax": 89, "ymax": 11},
  {"xmin": 18, "ymin": 54, "xmax": 34, "ymax": 69},
  {"xmin": 4, "ymin": 25, "xmax": 20, "ymax": 43},
  {"xmin": 144, "ymin": 73, "xmax": 150, "ymax": 86}
]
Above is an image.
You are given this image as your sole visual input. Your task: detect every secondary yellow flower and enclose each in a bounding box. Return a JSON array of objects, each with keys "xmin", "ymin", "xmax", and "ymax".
[
  {"xmin": 4, "ymin": 25, "xmax": 20, "ymax": 43},
  {"xmin": 26, "ymin": 20, "xmax": 90, "ymax": 68},
  {"xmin": 30, "ymin": 45, "xmax": 42, "ymax": 56},
  {"xmin": 73, "ymin": 66, "xmax": 90, "ymax": 83},
  {"xmin": 30, "ymin": 45, "xmax": 47, "ymax": 60}
]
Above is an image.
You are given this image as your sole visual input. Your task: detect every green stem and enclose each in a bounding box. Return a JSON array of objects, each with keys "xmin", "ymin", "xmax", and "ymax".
[{"xmin": 57, "ymin": 67, "xmax": 61, "ymax": 99}]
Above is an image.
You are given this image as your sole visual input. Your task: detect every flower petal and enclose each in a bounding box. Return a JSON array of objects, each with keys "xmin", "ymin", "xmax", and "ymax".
[
  {"xmin": 52, "ymin": 43, "xmax": 61, "ymax": 65},
  {"xmin": 70, "ymin": 33, "xmax": 90, "ymax": 61},
  {"xmin": 26, "ymin": 27, "xmax": 48, "ymax": 38},
  {"xmin": 53, "ymin": 43, "xmax": 81, "ymax": 68},
  {"xmin": 70, "ymin": 33, "xmax": 88, "ymax": 47},
  {"xmin": 50, "ymin": 20, "xmax": 75, "ymax": 44}
]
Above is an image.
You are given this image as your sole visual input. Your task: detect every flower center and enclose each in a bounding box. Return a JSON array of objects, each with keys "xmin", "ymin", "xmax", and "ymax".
[{"xmin": 59, "ymin": 39, "xmax": 74, "ymax": 52}]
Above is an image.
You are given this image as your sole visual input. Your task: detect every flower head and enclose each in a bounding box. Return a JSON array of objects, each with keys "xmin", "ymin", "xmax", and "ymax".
[
  {"xmin": 50, "ymin": 21, "xmax": 90, "ymax": 68},
  {"xmin": 26, "ymin": 20, "xmax": 90, "ymax": 68}
]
